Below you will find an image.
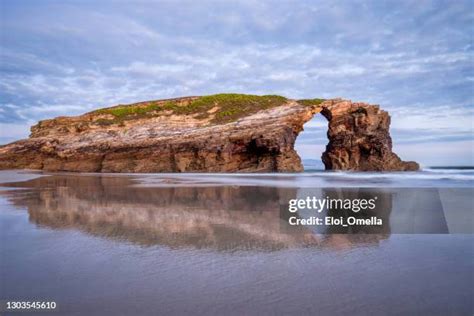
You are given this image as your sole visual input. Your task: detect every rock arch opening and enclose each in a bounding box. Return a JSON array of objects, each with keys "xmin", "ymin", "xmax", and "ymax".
[
  {"xmin": 294, "ymin": 99, "xmax": 419, "ymax": 171},
  {"xmin": 295, "ymin": 113, "xmax": 328, "ymax": 171}
]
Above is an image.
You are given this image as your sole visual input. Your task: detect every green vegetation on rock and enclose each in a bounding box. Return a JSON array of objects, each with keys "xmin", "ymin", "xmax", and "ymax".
[
  {"xmin": 297, "ymin": 98, "xmax": 326, "ymax": 107},
  {"xmin": 185, "ymin": 94, "xmax": 288, "ymax": 123},
  {"xmin": 95, "ymin": 102, "xmax": 162, "ymax": 119},
  {"xmin": 92, "ymin": 93, "xmax": 292, "ymax": 125}
]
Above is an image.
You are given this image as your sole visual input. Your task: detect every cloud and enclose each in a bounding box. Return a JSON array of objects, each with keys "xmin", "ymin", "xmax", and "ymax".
[
  {"xmin": 0, "ymin": 0, "xmax": 472, "ymax": 165},
  {"xmin": 394, "ymin": 140, "xmax": 474, "ymax": 167}
]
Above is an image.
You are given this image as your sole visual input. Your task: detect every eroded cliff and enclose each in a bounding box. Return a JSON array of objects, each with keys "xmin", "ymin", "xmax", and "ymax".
[
  {"xmin": 0, "ymin": 94, "xmax": 418, "ymax": 172},
  {"xmin": 321, "ymin": 99, "xmax": 419, "ymax": 171}
]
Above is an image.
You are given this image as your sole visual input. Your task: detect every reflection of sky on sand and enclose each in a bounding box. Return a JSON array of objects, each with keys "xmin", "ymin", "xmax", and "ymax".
[{"xmin": 0, "ymin": 171, "xmax": 472, "ymax": 315}]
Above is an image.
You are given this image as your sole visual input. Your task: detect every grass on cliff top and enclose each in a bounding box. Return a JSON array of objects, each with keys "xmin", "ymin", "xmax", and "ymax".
[
  {"xmin": 185, "ymin": 93, "xmax": 288, "ymax": 123},
  {"xmin": 297, "ymin": 98, "xmax": 326, "ymax": 107},
  {"xmin": 93, "ymin": 93, "xmax": 290, "ymax": 125},
  {"xmin": 96, "ymin": 102, "xmax": 162, "ymax": 118}
]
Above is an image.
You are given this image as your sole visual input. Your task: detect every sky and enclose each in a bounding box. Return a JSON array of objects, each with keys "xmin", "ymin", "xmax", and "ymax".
[{"xmin": 0, "ymin": 0, "xmax": 473, "ymax": 166}]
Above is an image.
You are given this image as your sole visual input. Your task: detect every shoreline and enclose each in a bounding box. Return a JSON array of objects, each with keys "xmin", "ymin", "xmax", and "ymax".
[{"xmin": 1, "ymin": 168, "xmax": 473, "ymax": 188}]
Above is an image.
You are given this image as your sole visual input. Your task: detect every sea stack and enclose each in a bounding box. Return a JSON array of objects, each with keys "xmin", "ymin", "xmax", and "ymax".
[{"xmin": 0, "ymin": 94, "xmax": 419, "ymax": 172}]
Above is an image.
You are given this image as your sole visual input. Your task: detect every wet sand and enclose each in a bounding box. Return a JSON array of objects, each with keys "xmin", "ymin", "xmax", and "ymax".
[{"xmin": 0, "ymin": 171, "xmax": 472, "ymax": 315}]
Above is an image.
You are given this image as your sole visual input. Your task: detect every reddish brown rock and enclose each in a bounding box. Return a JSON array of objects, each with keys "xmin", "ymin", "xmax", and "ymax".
[
  {"xmin": 0, "ymin": 95, "xmax": 418, "ymax": 172},
  {"xmin": 321, "ymin": 99, "xmax": 419, "ymax": 171}
]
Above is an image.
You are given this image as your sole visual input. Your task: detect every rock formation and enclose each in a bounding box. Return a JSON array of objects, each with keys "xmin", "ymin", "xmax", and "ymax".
[
  {"xmin": 0, "ymin": 94, "xmax": 418, "ymax": 172},
  {"xmin": 321, "ymin": 99, "xmax": 419, "ymax": 171}
]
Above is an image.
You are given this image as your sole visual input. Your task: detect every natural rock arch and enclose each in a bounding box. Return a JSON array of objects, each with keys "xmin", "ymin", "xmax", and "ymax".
[
  {"xmin": 0, "ymin": 96, "xmax": 418, "ymax": 172},
  {"xmin": 318, "ymin": 99, "xmax": 419, "ymax": 171}
]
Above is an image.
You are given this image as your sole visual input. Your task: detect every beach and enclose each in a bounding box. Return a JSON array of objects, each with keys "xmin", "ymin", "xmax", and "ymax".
[{"xmin": 0, "ymin": 170, "xmax": 472, "ymax": 315}]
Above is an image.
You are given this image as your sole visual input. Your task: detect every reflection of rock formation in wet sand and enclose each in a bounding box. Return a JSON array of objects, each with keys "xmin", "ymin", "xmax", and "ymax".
[
  {"xmin": 2, "ymin": 175, "xmax": 313, "ymax": 250},
  {"xmin": 323, "ymin": 188, "xmax": 393, "ymax": 235},
  {"xmin": 0, "ymin": 94, "xmax": 418, "ymax": 172},
  {"xmin": 1, "ymin": 174, "xmax": 391, "ymax": 251}
]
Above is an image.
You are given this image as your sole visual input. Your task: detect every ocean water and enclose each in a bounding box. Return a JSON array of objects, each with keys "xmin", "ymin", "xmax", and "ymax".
[{"xmin": 0, "ymin": 169, "xmax": 473, "ymax": 315}]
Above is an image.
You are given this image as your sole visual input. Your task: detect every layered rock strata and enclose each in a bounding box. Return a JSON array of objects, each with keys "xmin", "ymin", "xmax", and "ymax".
[
  {"xmin": 321, "ymin": 99, "xmax": 419, "ymax": 171},
  {"xmin": 0, "ymin": 95, "xmax": 418, "ymax": 172}
]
